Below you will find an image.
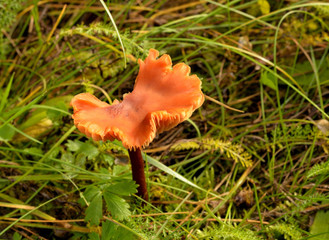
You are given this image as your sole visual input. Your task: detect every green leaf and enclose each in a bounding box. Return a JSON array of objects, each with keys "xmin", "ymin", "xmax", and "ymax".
[
  {"xmin": 66, "ymin": 140, "xmax": 99, "ymax": 160},
  {"xmin": 112, "ymin": 165, "xmax": 130, "ymax": 176},
  {"xmin": 0, "ymin": 124, "xmax": 15, "ymax": 141},
  {"xmin": 85, "ymin": 192, "xmax": 103, "ymax": 226},
  {"xmin": 103, "ymin": 154, "xmax": 114, "ymax": 165},
  {"xmin": 103, "ymin": 191, "xmax": 131, "ymax": 220},
  {"xmin": 83, "ymin": 186, "xmax": 104, "ymax": 226},
  {"xmin": 287, "ymin": 60, "xmax": 329, "ymax": 87},
  {"xmin": 260, "ymin": 71, "xmax": 277, "ymax": 90},
  {"xmin": 101, "ymin": 220, "xmax": 116, "ymax": 240},
  {"xmin": 310, "ymin": 210, "xmax": 329, "ymax": 240},
  {"xmin": 61, "ymin": 152, "xmax": 78, "ymax": 178},
  {"xmin": 82, "ymin": 142, "xmax": 99, "ymax": 160},
  {"xmin": 75, "ymin": 153, "xmax": 87, "ymax": 167},
  {"xmin": 105, "ymin": 180, "xmax": 137, "ymax": 196},
  {"xmin": 13, "ymin": 232, "xmax": 22, "ymax": 240},
  {"xmin": 66, "ymin": 139, "xmax": 83, "ymax": 152},
  {"xmin": 84, "ymin": 186, "xmax": 101, "ymax": 202},
  {"xmin": 101, "ymin": 220, "xmax": 136, "ymax": 240},
  {"xmin": 61, "ymin": 152, "xmax": 74, "ymax": 165},
  {"xmin": 48, "ymin": 146, "xmax": 61, "ymax": 159},
  {"xmin": 88, "ymin": 232, "xmax": 100, "ymax": 240}
]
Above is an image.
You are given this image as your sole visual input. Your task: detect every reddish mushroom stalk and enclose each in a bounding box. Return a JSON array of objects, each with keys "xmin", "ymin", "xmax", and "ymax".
[
  {"xmin": 128, "ymin": 148, "xmax": 148, "ymax": 201},
  {"xmin": 70, "ymin": 49, "xmax": 204, "ymax": 201}
]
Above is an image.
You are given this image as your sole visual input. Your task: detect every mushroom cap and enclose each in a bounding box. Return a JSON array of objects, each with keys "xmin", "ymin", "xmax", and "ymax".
[{"xmin": 71, "ymin": 49, "xmax": 204, "ymax": 149}]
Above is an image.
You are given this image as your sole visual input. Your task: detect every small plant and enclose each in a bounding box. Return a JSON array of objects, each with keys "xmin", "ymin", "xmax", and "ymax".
[
  {"xmin": 171, "ymin": 138, "xmax": 253, "ymax": 167},
  {"xmin": 83, "ymin": 179, "xmax": 138, "ymax": 225},
  {"xmin": 197, "ymin": 223, "xmax": 263, "ymax": 240},
  {"xmin": 267, "ymin": 223, "xmax": 303, "ymax": 240},
  {"xmin": 0, "ymin": 0, "xmax": 26, "ymax": 58}
]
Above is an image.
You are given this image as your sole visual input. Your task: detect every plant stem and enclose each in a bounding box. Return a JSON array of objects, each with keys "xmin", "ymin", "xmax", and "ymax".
[{"xmin": 128, "ymin": 148, "xmax": 148, "ymax": 201}]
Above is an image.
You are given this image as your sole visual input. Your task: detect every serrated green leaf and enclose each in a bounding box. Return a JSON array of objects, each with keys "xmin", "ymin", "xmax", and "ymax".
[
  {"xmin": 81, "ymin": 142, "xmax": 99, "ymax": 160},
  {"xmin": 75, "ymin": 153, "xmax": 87, "ymax": 167},
  {"xmin": 112, "ymin": 165, "xmax": 130, "ymax": 176},
  {"xmin": 66, "ymin": 139, "xmax": 83, "ymax": 152},
  {"xmin": 61, "ymin": 152, "xmax": 77, "ymax": 178},
  {"xmin": 103, "ymin": 191, "xmax": 130, "ymax": 220},
  {"xmin": 84, "ymin": 186, "xmax": 101, "ymax": 202},
  {"xmin": 61, "ymin": 152, "xmax": 74, "ymax": 164},
  {"xmin": 88, "ymin": 232, "xmax": 100, "ymax": 240},
  {"xmin": 48, "ymin": 146, "xmax": 61, "ymax": 159},
  {"xmin": 101, "ymin": 220, "xmax": 136, "ymax": 240},
  {"xmin": 101, "ymin": 220, "xmax": 116, "ymax": 240},
  {"xmin": 103, "ymin": 154, "xmax": 114, "ymax": 165},
  {"xmin": 105, "ymin": 180, "xmax": 137, "ymax": 196},
  {"xmin": 115, "ymin": 226, "xmax": 136, "ymax": 240},
  {"xmin": 66, "ymin": 140, "xmax": 99, "ymax": 160},
  {"xmin": 85, "ymin": 192, "xmax": 103, "ymax": 226}
]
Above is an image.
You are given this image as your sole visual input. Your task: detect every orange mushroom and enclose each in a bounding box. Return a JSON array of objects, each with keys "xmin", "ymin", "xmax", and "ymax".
[{"xmin": 71, "ymin": 49, "xmax": 204, "ymax": 200}]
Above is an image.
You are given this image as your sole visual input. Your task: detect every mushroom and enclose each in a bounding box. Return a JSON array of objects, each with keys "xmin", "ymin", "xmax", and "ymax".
[{"xmin": 71, "ymin": 49, "xmax": 204, "ymax": 201}]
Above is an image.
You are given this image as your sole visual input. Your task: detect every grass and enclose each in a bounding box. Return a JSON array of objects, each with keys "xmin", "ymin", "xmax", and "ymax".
[{"xmin": 1, "ymin": 0, "xmax": 329, "ymax": 239}]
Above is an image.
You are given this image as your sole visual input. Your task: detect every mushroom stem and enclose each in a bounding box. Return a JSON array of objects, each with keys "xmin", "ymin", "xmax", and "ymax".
[{"xmin": 128, "ymin": 148, "xmax": 148, "ymax": 201}]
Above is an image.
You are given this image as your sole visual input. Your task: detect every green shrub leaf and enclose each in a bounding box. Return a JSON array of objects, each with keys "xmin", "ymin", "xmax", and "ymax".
[
  {"xmin": 260, "ymin": 71, "xmax": 277, "ymax": 90},
  {"xmin": 85, "ymin": 192, "xmax": 103, "ymax": 226},
  {"xmin": 105, "ymin": 180, "xmax": 137, "ymax": 196},
  {"xmin": 310, "ymin": 210, "xmax": 329, "ymax": 240},
  {"xmin": 103, "ymin": 191, "xmax": 131, "ymax": 220}
]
